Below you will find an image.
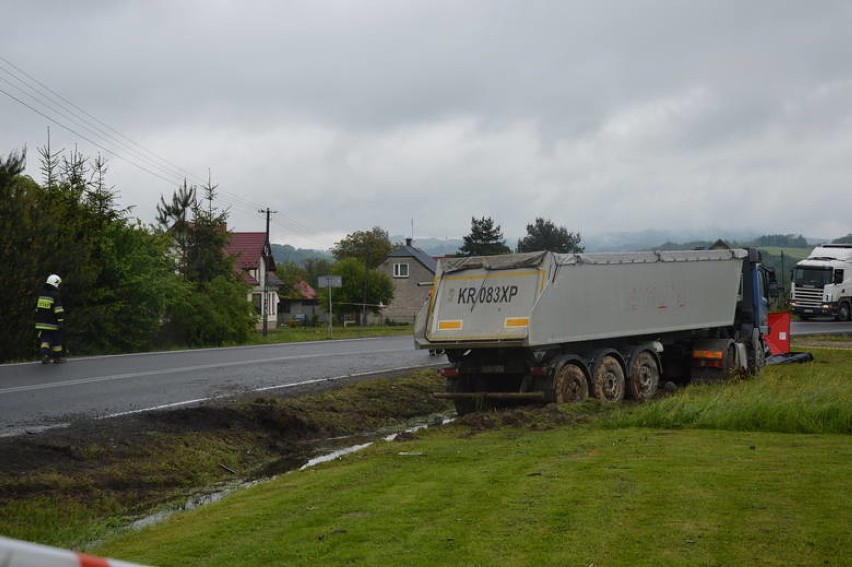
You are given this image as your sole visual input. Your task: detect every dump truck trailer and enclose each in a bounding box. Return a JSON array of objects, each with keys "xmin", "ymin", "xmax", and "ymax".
[{"xmin": 414, "ymin": 248, "xmax": 770, "ymax": 414}]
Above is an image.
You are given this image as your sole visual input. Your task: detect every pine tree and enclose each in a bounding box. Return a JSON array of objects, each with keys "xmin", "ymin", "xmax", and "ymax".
[
  {"xmin": 458, "ymin": 216, "xmax": 511, "ymax": 256},
  {"xmin": 516, "ymin": 217, "xmax": 584, "ymax": 253}
]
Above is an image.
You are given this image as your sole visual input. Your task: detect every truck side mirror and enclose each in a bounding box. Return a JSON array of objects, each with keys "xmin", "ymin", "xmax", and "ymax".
[{"xmin": 834, "ymin": 270, "xmax": 844, "ymax": 285}]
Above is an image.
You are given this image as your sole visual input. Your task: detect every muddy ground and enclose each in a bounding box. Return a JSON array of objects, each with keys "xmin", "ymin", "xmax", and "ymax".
[{"xmin": 0, "ymin": 369, "xmax": 465, "ymax": 542}]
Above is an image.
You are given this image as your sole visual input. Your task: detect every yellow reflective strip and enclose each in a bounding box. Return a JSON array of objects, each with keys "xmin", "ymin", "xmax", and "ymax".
[
  {"xmin": 504, "ymin": 317, "xmax": 530, "ymax": 328},
  {"xmin": 37, "ymin": 297, "xmax": 53, "ymax": 309},
  {"xmin": 693, "ymin": 350, "xmax": 724, "ymax": 360},
  {"xmin": 441, "ymin": 270, "xmax": 541, "ymax": 282},
  {"xmin": 437, "ymin": 320, "xmax": 463, "ymax": 330}
]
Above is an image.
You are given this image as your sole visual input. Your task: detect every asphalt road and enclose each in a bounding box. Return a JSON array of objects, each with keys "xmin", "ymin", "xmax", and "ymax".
[
  {"xmin": 3, "ymin": 321, "xmax": 851, "ymax": 438},
  {"xmin": 0, "ymin": 336, "xmax": 436, "ymax": 437},
  {"xmin": 791, "ymin": 319, "xmax": 852, "ymax": 336}
]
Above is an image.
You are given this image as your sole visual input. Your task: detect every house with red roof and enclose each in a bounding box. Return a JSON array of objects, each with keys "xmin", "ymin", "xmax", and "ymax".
[
  {"xmin": 224, "ymin": 232, "xmax": 280, "ymax": 329},
  {"xmin": 278, "ymin": 279, "xmax": 321, "ymax": 326}
]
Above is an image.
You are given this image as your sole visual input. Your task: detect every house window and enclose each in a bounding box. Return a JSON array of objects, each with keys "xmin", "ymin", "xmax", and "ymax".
[
  {"xmin": 251, "ymin": 293, "xmax": 263, "ymax": 313},
  {"xmin": 393, "ymin": 262, "xmax": 410, "ymax": 278}
]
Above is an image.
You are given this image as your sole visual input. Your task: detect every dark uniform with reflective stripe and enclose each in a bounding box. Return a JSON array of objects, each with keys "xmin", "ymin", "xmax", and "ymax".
[{"xmin": 35, "ymin": 283, "xmax": 65, "ymax": 361}]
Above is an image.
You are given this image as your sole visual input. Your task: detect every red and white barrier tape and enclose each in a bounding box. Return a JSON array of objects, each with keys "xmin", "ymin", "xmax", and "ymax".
[{"xmin": 0, "ymin": 536, "xmax": 148, "ymax": 567}]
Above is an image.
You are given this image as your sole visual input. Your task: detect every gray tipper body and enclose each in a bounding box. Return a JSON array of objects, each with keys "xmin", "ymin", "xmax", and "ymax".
[{"xmin": 414, "ymin": 248, "xmax": 747, "ymax": 349}]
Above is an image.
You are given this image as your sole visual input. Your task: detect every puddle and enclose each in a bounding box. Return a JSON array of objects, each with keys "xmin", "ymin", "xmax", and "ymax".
[
  {"xmin": 296, "ymin": 416, "xmax": 453, "ymax": 470},
  {"xmin": 299, "ymin": 442, "xmax": 374, "ymax": 470}
]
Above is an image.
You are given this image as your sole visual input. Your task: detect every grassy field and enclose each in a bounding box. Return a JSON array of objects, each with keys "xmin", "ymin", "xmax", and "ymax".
[
  {"xmin": 89, "ymin": 347, "xmax": 851, "ymax": 566},
  {"xmin": 756, "ymin": 246, "xmax": 811, "ymax": 261}
]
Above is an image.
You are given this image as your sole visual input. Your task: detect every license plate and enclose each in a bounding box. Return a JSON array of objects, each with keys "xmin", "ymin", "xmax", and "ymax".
[{"xmin": 804, "ymin": 309, "xmax": 814, "ymax": 313}]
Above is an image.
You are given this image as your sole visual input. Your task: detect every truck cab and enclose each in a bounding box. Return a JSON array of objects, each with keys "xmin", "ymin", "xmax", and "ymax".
[{"xmin": 790, "ymin": 244, "xmax": 852, "ymax": 321}]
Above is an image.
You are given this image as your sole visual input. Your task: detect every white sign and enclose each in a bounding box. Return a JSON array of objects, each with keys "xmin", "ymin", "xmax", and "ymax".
[{"xmin": 318, "ymin": 275, "xmax": 342, "ymax": 288}]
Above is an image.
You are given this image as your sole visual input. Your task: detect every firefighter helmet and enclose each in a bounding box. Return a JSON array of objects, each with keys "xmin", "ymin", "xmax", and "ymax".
[{"xmin": 46, "ymin": 274, "xmax": 62, "ymax": 288}]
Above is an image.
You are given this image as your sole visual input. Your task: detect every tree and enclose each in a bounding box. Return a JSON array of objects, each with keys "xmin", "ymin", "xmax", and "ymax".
[
  {"xmin": 38, "ymin": 133, "xmax": 60, "ymax": 188},
  {"xmin": 0, "ymin": 146, "xmax": 186, "ymax": 361},
  {"xmin": 156, "ymin": 180, "xmax": 234, "ymax": 283},
  {"xmin": 331, "ymin": 227, "xmax": 395, "ymax": 269},
  {"xmin": 458, "ymin": 216, "xmax": 511, "ymax": 256},
  {"xmin": 755, "ymin": 234, "xmax": 808, "ymax": 248},
  {"xmin": 86, "ymin": 153, "xmax": 126, "ymax": 219},
  {"xmin": 156, "ymin": 181, "xmax": 196, "ymax": 276},
  {"xmin": 155, "ymin": 179, "xmax": 254, "ymax": 346},
  {"xmin": 832, "ymin": 234, "xmax": 852, "ymax": 244},
  {"xmin": 163, "ymin": 275, "xmax": 255, "ymax": 346},
  {"xmin": 516, "ymin": 217, "xmax": 584, "ymax": 253},
  {"xmin": 303, "ymin": 257, "xmax": 335, "ymax": 288},
  {"xmin": 315, "ymin": 258, "xmax": 394, "ymax": 320},
  {"xmin": 0, "ymin": 149, "xmax": 37, "ymax": 361}
]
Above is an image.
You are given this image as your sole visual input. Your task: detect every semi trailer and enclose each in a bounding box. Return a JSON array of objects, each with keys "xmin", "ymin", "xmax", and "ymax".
[
  {"xmin": 790, "ymin": 244, "xmax": 852, "ymax": 321},
  {"xmin": 414, "ymin": 248, "xmax": 771, "ymax": 414}
]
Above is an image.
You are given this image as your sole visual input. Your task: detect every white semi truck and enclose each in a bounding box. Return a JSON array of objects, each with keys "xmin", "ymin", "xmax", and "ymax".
[
  {"xmin": 414, "ymin": 248, "xmax": 771, "ymax": 414},
  {"xmin": 790, "ymin": 244, "xmax": 852, "ymax": 322}
]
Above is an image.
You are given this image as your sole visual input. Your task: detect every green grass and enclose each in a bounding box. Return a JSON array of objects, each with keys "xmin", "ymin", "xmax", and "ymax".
[
  {"xmin": 91, "ymin": 353, "xmax": 852, "ymax": 566},
  {"xmin": 757, "ymin": 246, "xmax": 811, "ymax": 261},
  {"xmin": 94, "ymin": 429, "xmax": 849, "ymax": 567},
  {"xmin": 604, "ymin": 349, "xmax": 851, "ymax": 434},
  {"xmin": 247, "ymin": 324, "xmax": 412, "ymax": 345}
]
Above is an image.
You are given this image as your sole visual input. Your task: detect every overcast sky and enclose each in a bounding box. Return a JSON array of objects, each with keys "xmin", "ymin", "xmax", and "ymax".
[{"xmin": 2, "ymin": 1, "xmax": 850, "ymax": 249}]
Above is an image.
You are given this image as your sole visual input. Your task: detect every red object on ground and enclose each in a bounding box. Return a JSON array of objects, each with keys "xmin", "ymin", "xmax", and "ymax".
[{"xmin": 766, "ymin": 312, "xmax": 792, "ymax": 355}]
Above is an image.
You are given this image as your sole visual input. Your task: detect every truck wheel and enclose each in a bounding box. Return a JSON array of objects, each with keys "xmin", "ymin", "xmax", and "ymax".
[
  {"xmin": 837, "ymin": 302, "xmax": 851, "ymax": 322},
  {"xmin": 626, "ymin": 350, "xmax": 659, "ymax": 401},
  {"xmin": 590, "ymin": 354, "xmax": 625, "ymax": 403},
  {"xmin": 553, "ymin": 363, "xmax": 589, "ymax": 403}
]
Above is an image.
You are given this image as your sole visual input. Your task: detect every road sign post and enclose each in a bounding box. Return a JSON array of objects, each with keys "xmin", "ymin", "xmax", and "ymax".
[{"xmin": 318, "ymin": 276, "xmax": 343, "ymax": 337}]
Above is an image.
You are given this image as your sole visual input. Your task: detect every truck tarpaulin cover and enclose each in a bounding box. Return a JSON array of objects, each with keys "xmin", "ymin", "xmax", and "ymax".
[
  {"xmin": 438, "ymin": 251, "xmax": 549, "ymax": 274},
  {"xmin": 423, "ymin": 249, "xmax": 750, "ymax": 348}
]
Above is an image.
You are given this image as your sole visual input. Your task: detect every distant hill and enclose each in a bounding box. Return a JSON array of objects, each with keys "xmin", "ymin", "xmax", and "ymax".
[
  {"xmin": 389, "ymin": 236, "xmax": 464, "ymax": 257},
  {"xmin": 271, "ymin": 243, "xmax": 332, "ymax": 267},
  {"xmin": 275, "ymin": 231, "xmax": 840, "ymax": 266}
]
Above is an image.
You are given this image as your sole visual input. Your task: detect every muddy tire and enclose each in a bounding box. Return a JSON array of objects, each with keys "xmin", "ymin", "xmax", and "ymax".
[
  {"xmin": 837, "ymin": 302, "xmax": 851, "ymax": 322},
  {"xmin": 553, "ymin": 363, "xmax": 589, "ymax": 403},
  {"xmin": 747, "ymin": 329, "xmax": 766, "ymax": 376},
  {"xmin": 626, "ymin": 350, "xmax": 659, "ymax": 401},
  {"xmin": 590, "ymin": 354, "xmax": 625, "ymax": 402}
]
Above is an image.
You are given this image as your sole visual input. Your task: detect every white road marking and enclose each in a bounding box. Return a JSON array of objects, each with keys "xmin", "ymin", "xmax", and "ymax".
[{"xmin": 0, "ymin": 348, "xmax": 413, "ymax": 395}]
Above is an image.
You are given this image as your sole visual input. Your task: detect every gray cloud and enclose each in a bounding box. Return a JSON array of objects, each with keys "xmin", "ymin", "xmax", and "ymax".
[{"xmin": 2, "ymin": 0, "xmax": 851, "ymax": 248}]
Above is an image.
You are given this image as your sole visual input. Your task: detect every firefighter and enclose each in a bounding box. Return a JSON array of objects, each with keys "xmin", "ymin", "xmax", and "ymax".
[{"xmin": 35, "ymin": 274, "xmax": 66, "ymax": 363}]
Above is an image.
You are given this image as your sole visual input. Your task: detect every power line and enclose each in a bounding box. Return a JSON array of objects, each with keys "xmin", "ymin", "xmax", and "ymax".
[
  {"xmin": 0, "ymin": 58, "xmax": 329, "ymax": 246},
  {"xmin": 0, "ymin": 62, "xmax": 255, "ymax": 212},
  {"xmin": 0, "ymin": 57, "xmax": 198, "ymax": 184},
  {"xmin": 0, "ymin": 85, "xmax": 180, "ymax": 186}
]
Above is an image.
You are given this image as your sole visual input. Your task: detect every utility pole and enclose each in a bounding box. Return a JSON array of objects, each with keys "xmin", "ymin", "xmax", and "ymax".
[{"xmin": 259, "ymin": 207, "xmax": 277, "ymax": 336}]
